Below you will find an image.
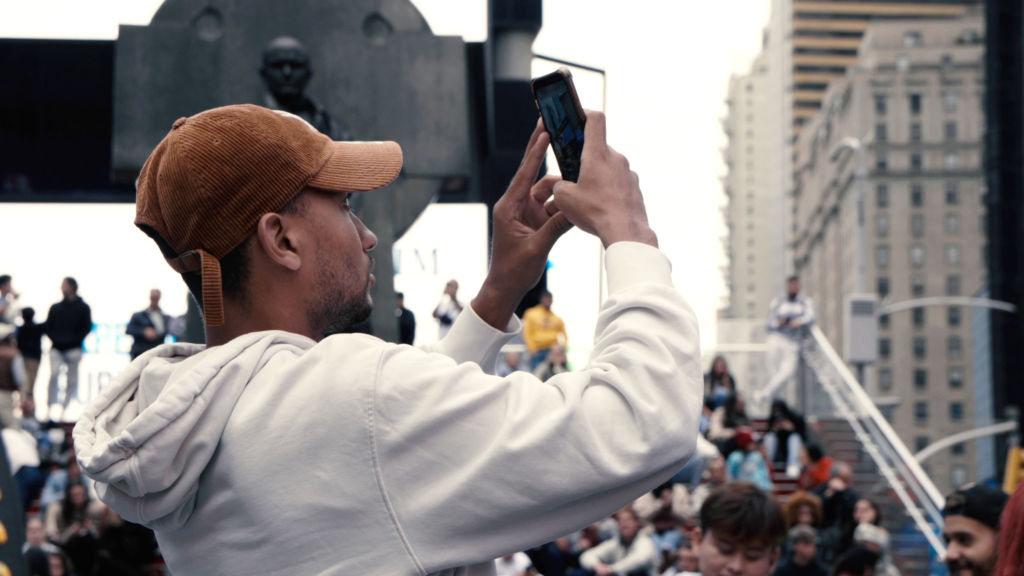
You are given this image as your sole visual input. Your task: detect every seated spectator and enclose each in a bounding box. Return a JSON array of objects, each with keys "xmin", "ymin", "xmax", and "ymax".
[
  {"xmin": 579, "ymin": 506, "xmax": 658, "ymax": 576},
  {"xmin": 48, "ymin": 549, "xmax": 75, "ymax": 576},
  {"xmin": 707, "ymin": 393, "xmax": 750, "ymax": 457},
  {"xmin": 698, "ymin": 398, "xmax": 713, "ymax": 437},
  {"xmin": 815, "ymin": 463, "xmax": 860, "ymax": 564},
  {"xmin": 93, "ymin": 508, "xmax": 159, "ymax": 576},
  {"xmin": 533, "ymin": 344, "xmax": 569, "ymax": 381},
  {"xmin": 691, "ymin": 482, "xmax": 785, "ymax": 576},
  {"xmin": 829, "ymin": 546, "xmax": 880, "ymax": 576},
  {"xmin": 688, "ymin": 456, "xmax": 728, "ymax": 522},
  {"xmin": 23, "ymin": 516, "xmax": 59, "ymax": 555},
  {"xmin": 771, "ymin": 525, "xmax": 828, "ymax": 576},
  {"xmin": 632, "ymin": 481, "xmax": 690, "ymax": 568},
  {"xmin": 853, "ymin": 523, "xmax": 896, "ymax": 576},
  {"xmin": 527, "ymin": 537, "xmax": 581, "ymax": 576},
  {"xmin": 494, "ymin": 551, "xmax": 535, "ymax": 576},
  {"xmin": 797, "ymin": 443, "xmax": 833, "ymax": 491},
  {"xmin": 45, "ymin": 481, "xmax": 107, "ymax": 575},
  {"xmin": 660, "ymin": 540, "xmax": 699, "ymax": 576},
  {"xmin": 497, "ymin": 351, "xmax": 527, "ymax": 377},
  {"xmin": 704, "ymin": 356, "xmax": 736, "ymax": 410},
  {"xmin": 726, "ymin": 428, "xmax": 773, "ymax": 492},
  {"xmin": 784, "ymin": 492, "xmax": 824, "ymax": 530},
  {"xmin": 25, "ymin": 547, "xmax": 50, "ymax": 576},
  {"xmin": 763, "ymin": 400, "xmax": 806, "ymax": 478},
  {"xmin": 3, "ymin": 420, "xmax": 44, "ymax": 510}
]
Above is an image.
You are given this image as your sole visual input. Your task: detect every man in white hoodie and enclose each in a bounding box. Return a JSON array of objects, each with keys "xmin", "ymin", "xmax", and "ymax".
[{"xmin": 73, "ymin": 103, "xmax": 703, "ymax": 575}]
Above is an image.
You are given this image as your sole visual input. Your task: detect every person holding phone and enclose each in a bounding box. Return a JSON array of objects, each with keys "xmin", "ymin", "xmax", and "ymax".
[{"xmin": 73, "ymin": 103, "xmax": 702, "ymax": 575}]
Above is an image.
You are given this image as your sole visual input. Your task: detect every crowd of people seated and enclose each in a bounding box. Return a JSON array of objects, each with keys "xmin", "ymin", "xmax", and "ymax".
[{"xmin": 488, "ymin": 356, "xmax": 910, "ymax": 576}]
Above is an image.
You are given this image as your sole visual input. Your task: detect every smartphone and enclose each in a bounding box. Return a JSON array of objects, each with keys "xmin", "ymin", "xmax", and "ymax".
[{"xmin": 531, "ymin": 67, "xmax": 586, "ymax": 182}]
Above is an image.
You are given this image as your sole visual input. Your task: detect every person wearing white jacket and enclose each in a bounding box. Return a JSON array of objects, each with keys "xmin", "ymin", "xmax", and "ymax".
[{"xmin": 73, "ymin": 104, "xmax": 702, "ymax": 575}]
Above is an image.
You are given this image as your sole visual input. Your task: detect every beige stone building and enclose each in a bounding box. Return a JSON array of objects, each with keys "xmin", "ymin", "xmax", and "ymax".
[{"xmin": 792, "ymin": 14, "xmax": 985, "ymax": 493}]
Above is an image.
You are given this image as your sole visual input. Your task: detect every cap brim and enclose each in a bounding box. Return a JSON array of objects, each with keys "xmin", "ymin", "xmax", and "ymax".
[{"xmin": 307, "ymin": 141, "xmax": 403, "ymax": 193}]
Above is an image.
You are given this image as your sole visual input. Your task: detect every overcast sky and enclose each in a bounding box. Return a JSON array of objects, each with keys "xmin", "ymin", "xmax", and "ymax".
[{"xmin": 0, "ymin": 0, "xmax": 771, "ymax": 351}]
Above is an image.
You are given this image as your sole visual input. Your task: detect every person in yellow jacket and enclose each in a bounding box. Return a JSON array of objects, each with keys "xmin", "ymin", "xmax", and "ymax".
[{"xmin": 522, "ymin": 291, "xmax": 567, "ymax": 370}]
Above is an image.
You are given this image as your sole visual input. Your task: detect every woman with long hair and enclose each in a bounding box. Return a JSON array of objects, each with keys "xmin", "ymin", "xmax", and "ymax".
[{"xmin": 995, "ymin": 481, "xmax": 1024, "ymax": 576}]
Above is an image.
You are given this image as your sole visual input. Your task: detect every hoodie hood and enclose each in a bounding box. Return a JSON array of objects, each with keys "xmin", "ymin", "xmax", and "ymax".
[{"xmin": 73, "ymin": 331, "xmax": 315, "ymax": 530}]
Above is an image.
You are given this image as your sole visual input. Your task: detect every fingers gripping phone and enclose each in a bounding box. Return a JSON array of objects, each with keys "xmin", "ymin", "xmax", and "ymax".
[{"xmin": 531, "ymin": 67, "xmax": 586, "ymax": 182}]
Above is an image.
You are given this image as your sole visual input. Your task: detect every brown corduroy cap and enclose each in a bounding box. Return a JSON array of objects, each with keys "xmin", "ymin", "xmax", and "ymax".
[{"xmin": 135, "ymin": 104, "xmax": 402, "ymax": 326}]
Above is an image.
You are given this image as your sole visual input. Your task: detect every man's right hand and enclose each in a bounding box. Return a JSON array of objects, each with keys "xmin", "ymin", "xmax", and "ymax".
[{"xmin": 548, "ymin": 111, "xmax": 657, "ymax": 249}]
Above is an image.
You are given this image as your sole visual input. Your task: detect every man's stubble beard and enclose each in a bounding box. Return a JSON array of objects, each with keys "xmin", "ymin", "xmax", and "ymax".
[{"xmin": 310, "ymin": 249, "xmax": 374, "ymax": 338}]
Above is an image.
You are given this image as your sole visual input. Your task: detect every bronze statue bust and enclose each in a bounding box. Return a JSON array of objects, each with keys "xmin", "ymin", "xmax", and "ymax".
[{"xmin": 260, "ymin": 36, "xmax": 352, "ymax": 140}]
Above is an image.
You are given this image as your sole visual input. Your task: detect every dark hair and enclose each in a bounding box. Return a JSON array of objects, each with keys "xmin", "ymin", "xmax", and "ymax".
[
  {"xmin": 0, "ymin": 275, "xmax": 10, "ymax": 287},
  {"xmin": 784, "ymin": 491, "xmax": 824, "ymax": 528},
  {"xmin": 22, "ymin": 307, "xmax": 35, "ymax": 322},
  {"xmin": 858, "ymin": 498, "xmax": 882, "ymax": 526},
  {"xmin": 699, "ymin": 482, "xmax": 786, "ymax": 549},
  {"xmin": 805, "ymin": 442, "xmax": 825, "ymax": 463},
  {"xmin": 60, "ymin": 480, "xmax": 90, "ymax": 527},
  {"xmin": 395, "ymin": 292, "xmax": 404, "ymax": 299},
  {"xmin": 830, "ymin": 546, "xmax": 880, "ymax": 576},
  {"xmin": 787, "ymin": 275, "xmax": 800, "ymax": 283},
  {"xmin": 63, "ymin": 276, "xmax": 78, "ymax": 293}
]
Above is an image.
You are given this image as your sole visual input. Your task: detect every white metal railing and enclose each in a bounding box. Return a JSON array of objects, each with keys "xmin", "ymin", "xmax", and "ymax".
[{"xmin": 802, "ymin": 326, "xmax": 948, "ymax": 558}]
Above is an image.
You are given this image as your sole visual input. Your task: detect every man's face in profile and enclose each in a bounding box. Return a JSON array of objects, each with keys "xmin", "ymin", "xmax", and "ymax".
[
  {"xmin": 942, "ymin": 515, "xmax": 999, "ymax": 576},
  {"xmin": 787, "ymin": 278, "xmax": 800, "ymax": 298},
  {"xmin": 262, "ymin": 48, "xmax": 312, "ymax": 99}
]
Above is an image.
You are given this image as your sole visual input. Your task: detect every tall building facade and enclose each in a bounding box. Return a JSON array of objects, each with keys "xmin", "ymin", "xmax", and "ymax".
[{"xmin": 792, "ymin": 14, "xmax": 986, "ymax": 494}]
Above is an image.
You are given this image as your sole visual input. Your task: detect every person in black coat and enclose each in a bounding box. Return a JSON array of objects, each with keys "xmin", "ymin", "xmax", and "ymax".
[
  {"xmin": 395, "ymin": 292, "xmax": 416, "ymax": 345},
  {"xmin": 44, "ymin": 277, "xmax": 92, "ymax": 418},
  {"xmin": 772, "ymin": 525, "xmax": 829, "ymax": 576},
  {"xmin": 125, "ymin": 289, "xmax": 172, "ymax": 360}
]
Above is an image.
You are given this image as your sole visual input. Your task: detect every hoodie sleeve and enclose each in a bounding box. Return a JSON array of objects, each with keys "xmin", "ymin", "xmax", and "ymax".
[{"xmin": 370, "ymin": 242, "xmax": 702, "ymax": 573}]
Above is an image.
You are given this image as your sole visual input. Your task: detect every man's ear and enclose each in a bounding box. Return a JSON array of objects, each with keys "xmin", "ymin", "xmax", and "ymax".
[
  {"xmin": 769, "ymin": 547, "xmax": 780, "ymax": 571},
  {"xmin": 255, "ymin": 212, "xmax": 302, "ymax": 271}
]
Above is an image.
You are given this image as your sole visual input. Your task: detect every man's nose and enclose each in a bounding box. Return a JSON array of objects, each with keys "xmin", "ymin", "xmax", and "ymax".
[{"xmin": 354, "ymin": 214, "xmax": 378, "ymax": 252}]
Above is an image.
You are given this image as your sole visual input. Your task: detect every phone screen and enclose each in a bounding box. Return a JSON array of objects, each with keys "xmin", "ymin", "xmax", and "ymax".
[{"xmin": 532, "ymin": 72, "xmax": 585, "ymax": 182}]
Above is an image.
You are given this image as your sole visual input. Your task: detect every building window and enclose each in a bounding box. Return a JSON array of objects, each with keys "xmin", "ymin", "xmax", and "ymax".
[
  {"xmin": 911, "ymin": 214, "xmax": 925, "ymax": 237},
  {"xmin": 913, "ymin": 337, "xmax": 927, "ymax": 359},
  {"xmin": 945, "ymin": 213, "xmax": 960, "ymax": 235},
  {"xmin": 944, "ymin": 152, "xmax": 959, "ymax": 170},
  {"xmin": 950, "ymin": 402, "xmax": 964, "ymax": 421},
  {"xmin": 915, "ymin": 401, "xmax": 928, "ymax": 424},
  {"xmin": 876, "ymin": 214, "xmax": 890, "ymax": 237},
  {"xmin": 909, "ymin": 93, "xmax": 922, "ymax": 115},
  {"xmin": 877, "ymin": 277, "xmax": 890, "ymax": 297},
  {"xmin": 914, "ymin": 369, "xmax": 928, "ymax": 390},
  {"xmin": 879, "ymin": 338, "xmax": 891, "ymax": 360},
  {"xmin": 945, "ymin": 122, "xmax": 958, "ymax": 141},
  {"xmin": 915, "ymin": 436, "xmax": 930, "ymax": 452},
  {"xmin": 912, "ymin": 307, "xmax": 926, "ymax": 328},
  {"xmin": 948, "ymin": 307, "xmax": 961, "ymax": 327},
  {"xmin": 876, "ymin": 154, "xmax": 888, "ymax": 173},
  {"xmin": 875, "ymin": 94, "xmax": 887, "ymax": 115},
  {"xmin": 910, "ymin": 245, "xmax": 926, "ymax": 268},
  {"xmin": 877, "ymin": 184, "xmax": 889, "ymax": 207},
  {"xmin": 910, "ymin": 123, "xmax": 922, "ymax": 142},
  {"xmin": 879, "ymin": 368, "xmax": 893, "ymax": 391},
  {"xmin": 952, "ymin": 442, "xmax": 965, "ymax": 455},
  {"xmin": 947, "ymin": 275, "xmax": 962, "ymax": 296},
  {"xmin": 904, "ymin": 31, "xmax": 923, "ymax": 47},
  {"xmin": 946, "ymin": 182, "xmax": 960, "ymax": 205},
  {"xmin": 911, "ymin": 183, "xmax": 924, "ymax": 207},
  {"xmin": 912, "ymin": 276, "xmax": 926, "ymax": 297},
  {"xmin": 876, "ymin": 124, "xmax": 887, "ymax": 142},
  {"xmin": 949, "ymin": 367, "xmax": 964, "ymax": 389},
  {"xmin": 952, "ymin": 466, "xmax": 967, "ymax": 487},
  {"xmin": 910, "ymin": 153, "xmax": 923, "ymax": 172},
  {"xmin": 880, "ymin": 405, "xmax": 895, "ymax": 424},
  {"xmin": 943, "ymin": 91, "xmax": 958, "ymax": 112},
  {"xmin": 949, "ymin": 336, "xmax": 963, "ymax": 359},
  {"xmin": 879, "ymin": 313, "xmax": 890, "ymax": 329},
  {"xmin": 876, "ymin": 245, "xmax": 890, "ymax": 267},
  {"xmin": 945, "ymin": 244, "xmax": 961, "ymax": 266}
]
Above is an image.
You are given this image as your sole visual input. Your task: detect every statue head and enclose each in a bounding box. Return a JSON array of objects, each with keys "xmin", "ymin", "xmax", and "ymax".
[{"xmin": 260, "ymin": 36, "xmax": 313, "ymax": 106}]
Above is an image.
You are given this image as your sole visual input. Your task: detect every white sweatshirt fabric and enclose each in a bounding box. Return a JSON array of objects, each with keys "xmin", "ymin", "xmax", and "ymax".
[{"xmin": 74, "ymin": 242, "xmax": 702, "ymax": 576}]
